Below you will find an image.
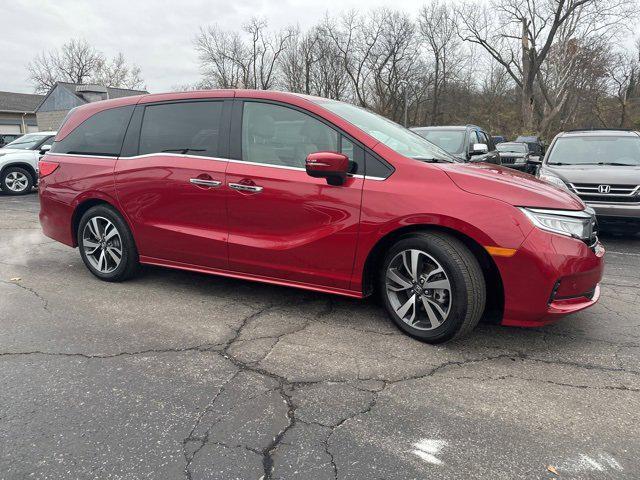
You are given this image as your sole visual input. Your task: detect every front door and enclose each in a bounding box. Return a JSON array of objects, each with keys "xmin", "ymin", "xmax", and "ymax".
[
  {"xmin": 225, "ymin": 100, "xmax": 364, "ymax": 290},
  {"xmin": 115, "ymin": 99, "xmax": 230, "ymax": 269}
]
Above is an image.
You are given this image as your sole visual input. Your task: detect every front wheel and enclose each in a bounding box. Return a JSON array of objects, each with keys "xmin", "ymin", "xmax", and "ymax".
[
  {"xmin": 77, "ymin": 205, "xmax": 140, "ymax": 282},
  {"xmin": 380, "ymin": 232, "xmax": 486, "ymax": 344}
]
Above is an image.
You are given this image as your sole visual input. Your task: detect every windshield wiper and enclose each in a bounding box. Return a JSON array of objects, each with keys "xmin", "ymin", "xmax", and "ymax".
[
  {"xmin": 162, "ymin": 148, "xmax": 206, "ymax": 154},
  {"xmin": 413, "ymin": 157, "xmax": 452, "ymax": 163},
  {"xmin": 596, "ymin": 162, "xmax": 636, "ymax": 166}
]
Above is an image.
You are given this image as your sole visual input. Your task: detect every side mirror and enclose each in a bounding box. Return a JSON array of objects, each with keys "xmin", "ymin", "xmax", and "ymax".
[
  {"xmin": 306, "ymin": 151, "xmax": 350, "ymax": 186},
  {"xmin": 39, "ymin": 145, "xmax": 51, "ymax": 156},
  {"xmin": 470, "ymin": 143, "xmax": 488, "ymax": 156},
  {"xmin": 526, "ymin": 155, "xmax": 542, "ymax": 165}
]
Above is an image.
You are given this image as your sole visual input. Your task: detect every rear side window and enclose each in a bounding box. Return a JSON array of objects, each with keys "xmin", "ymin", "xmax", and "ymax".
[
  {"xmin": 139, "ymin": 101, "xmax": 223, "ymax": 157},
  {"xmin": 51, "ymin": 106, "xmax": 134, "ymax": 156}
]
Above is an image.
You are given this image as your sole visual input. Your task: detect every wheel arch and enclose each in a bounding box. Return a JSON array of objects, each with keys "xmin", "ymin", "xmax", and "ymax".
[
  {"xmin": 361, "ymin": 224, "xmax": 504, "ymax": 323},
  {"xmin": 71, "ymin": 197, "xmax": 134, "ymax": 248},
  {"xmin": 1, "ymin": 162, "xmax": 37, "ymax": 182}
]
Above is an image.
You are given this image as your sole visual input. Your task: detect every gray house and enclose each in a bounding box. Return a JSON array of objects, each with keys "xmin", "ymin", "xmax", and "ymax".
[
  {"xmin": 35, "ymin": 82, "xmax": 148, "ymax": 131},
  {"xmin": 0, "ymin": 91, "xmax": 44, "ymax": 137}
]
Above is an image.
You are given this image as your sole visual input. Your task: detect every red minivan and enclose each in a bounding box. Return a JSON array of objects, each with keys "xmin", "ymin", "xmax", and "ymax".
[{"xmin": 38, "ymin": 90, "xmax": 605, "ymax": 343}]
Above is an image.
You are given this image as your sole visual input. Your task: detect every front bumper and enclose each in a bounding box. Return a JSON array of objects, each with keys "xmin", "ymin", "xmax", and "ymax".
[
  {"xmin": 495, "ymin": 227, "xmax": 605, "ymax": 327},
  {"xmin": 586, "ymin": 201, "xmax": 640, "ymax": 220}
]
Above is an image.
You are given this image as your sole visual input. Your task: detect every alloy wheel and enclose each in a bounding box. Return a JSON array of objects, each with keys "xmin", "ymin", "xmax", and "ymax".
[
  {"xmin": 5, "ymin": 171, "xmax": 29, "ymax": 192},
  {"xmin": 82, "ymin": 216, "xmax": 123, "ymax": 273},
  {"xmin": 385, "ymin": 249, "xmax": 452, "ymax": 330}
]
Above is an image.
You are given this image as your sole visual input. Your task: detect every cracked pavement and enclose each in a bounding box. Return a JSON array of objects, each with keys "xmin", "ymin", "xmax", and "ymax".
[{"xmin": 1, "ymin": 194, "xmax": 639, "ymax": 479}]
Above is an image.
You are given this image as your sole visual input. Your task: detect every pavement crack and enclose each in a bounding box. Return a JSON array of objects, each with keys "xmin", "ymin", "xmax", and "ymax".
[
  {"xmin": 0, "ymin": 344, "xmax": 226, "ymax": 360},
  {"xmin": 1, "ymin": 279, "xmax": 51, "ymax": 313},
  {"xmin": 261, "ymin": 384, "xmax": 296, "ymax": 480}
]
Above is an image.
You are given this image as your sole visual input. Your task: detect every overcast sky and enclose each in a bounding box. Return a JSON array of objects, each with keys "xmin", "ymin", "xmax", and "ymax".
[{"xmin": 1, "ymin": 0, "xmax": 434, "ymax": 95}]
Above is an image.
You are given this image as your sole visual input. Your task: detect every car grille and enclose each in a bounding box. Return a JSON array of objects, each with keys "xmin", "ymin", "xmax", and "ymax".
[
  {"xmin": 568, "ymin": 183, "xmax": 640, "ymax": 204},
  {"xmin": 500, "ymin": 156, "xmax": 517, "ymax": 165}
]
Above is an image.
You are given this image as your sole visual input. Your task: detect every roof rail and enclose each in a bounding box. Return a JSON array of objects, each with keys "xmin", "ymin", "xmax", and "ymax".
[{"xmin": 564, "ymin": 127, "xmax": 632, "ymax": 133}]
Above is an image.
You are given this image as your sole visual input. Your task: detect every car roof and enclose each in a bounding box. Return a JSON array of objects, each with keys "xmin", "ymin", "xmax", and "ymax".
[
  {"xmin": 411, "ymin": 125, "xmax": 472, "ymax": 131},
  {"xmin": 560, "ymin": 129, "xmax": 639, "ymax": 137},
  {"xmin": 497, "ymin": 142, "xmax": 526, "ymax": 146}
]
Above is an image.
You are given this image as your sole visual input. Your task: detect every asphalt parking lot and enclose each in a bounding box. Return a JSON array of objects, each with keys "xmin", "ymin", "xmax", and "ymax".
[{"xmin": 1, "ymin": 193, "xmax": 639, "ymax": 480}]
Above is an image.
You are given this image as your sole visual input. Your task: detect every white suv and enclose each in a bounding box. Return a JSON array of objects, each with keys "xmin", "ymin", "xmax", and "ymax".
[{"xmin": 0, "ymin": 132, "xmax": 56, "ymax": 195}]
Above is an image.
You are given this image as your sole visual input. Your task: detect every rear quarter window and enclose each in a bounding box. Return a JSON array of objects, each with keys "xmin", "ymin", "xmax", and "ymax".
[{"xmin": 51, "ymin": 106, "xmax": 134, "ymax": 157}]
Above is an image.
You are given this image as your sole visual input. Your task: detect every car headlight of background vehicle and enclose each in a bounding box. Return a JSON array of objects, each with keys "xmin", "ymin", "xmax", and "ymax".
[
  {"xmin": 538, "ymin": 172, "xmax": 567, "ymax": 189},
  {"xmin": 519, "ymin": 207, "xmax": 595, "ymax": 241}
]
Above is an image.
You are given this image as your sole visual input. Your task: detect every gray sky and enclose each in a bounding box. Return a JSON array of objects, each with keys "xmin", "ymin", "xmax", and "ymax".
[{"xmin": 1, "ymin": 0, "xmax": 431, "ymax": 94}]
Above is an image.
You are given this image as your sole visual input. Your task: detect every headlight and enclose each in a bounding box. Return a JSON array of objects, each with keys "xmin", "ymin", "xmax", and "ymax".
[
  {"xmin": 519, "ymin": 207, "xmax": 595, "ymax": 241},
  {"xmin": 538, "ymin": 172, "xmax": 567, "ymax": 189}
]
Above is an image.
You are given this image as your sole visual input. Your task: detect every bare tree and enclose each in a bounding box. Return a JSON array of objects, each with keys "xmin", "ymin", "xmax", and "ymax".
[
  {"xmin": 458, "ymin": 0, "xmax": 636, "ymax": 133},
  {"xmin": 28, "ymin": 39, "xmax": 144, "ymax": 93},
  {"xmin": 605, "ymin": 41, "xmax": 640, "ymax": 127},
  {"xmin": 419, "ymin": 1, "xmax": 464, "ymax": 124}
]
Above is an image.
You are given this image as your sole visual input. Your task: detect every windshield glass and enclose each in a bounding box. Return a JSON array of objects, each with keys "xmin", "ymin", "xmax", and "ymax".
[
  {"xmin": 4, "ymin": 134, "xmax": 48, "ymax": 150},
  {"xmin": 315, "ymin": 100, "xmax": 456, "ymax": 162},
  {"xmin": 497, "ymin": 143, "xmax": 527, "ymax": 154},
  {"xmin": 413, "ymin": 129, "xmax": 466, "ymax": 155},
  {"xmin": 547, "ymin": 136, "xmax": 640, "ymax": 166}
]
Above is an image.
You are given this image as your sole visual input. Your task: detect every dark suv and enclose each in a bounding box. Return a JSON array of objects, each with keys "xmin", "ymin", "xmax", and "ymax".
[{"xmin": 411, "ymin": 125, "xmax": 501, "ymax": 165}]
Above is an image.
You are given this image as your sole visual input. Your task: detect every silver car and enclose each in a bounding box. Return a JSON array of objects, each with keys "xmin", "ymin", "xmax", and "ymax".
[{"xmin": 536, "ymin": 129, "xmax": 640, "ymax": 233}]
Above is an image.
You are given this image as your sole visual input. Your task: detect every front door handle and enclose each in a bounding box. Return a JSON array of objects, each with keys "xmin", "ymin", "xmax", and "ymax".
[
  {"xmin": 229, "ymin": 183, "xmax": 263, "ymax": 193},
  {"xmin": 190, "ymin": 178, "xmax": 222, "ymax": 187}
]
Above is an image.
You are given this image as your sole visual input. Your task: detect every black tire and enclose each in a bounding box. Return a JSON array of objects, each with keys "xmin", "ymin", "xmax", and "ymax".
[
  {"xmin": 77, "ymin": 204, "xmax": 140, "ymax": 282},
  {"xmin": 1, "ymin": 166, "xmax": 34, "ymax": 195},
  {"xmin": 379, "ymin": 232, "xmax": 486, "ymax": 344}
]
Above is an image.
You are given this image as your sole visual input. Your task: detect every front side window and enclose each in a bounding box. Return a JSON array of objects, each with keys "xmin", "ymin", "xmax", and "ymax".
[
  {"xmin": 242, "ymin": 102, "xmax": 338, "ymax": 168},
  {"xmin": 546, "ymin": 136, "xmax": 640, "ymax": 166},
  {"xmin": 51, "ymin": 106, "xmax": 134, "ymax": 156},
  {"xmin": 314, "ymin": 99, "xmax": 456, "ymax": 162},
  {"xmin": 5, "ymin": 133, "xmax": 51, "ymax": 150},
  {"xmin": 139, "ymin": 101, "xmax": 223, "ymax": 157}
]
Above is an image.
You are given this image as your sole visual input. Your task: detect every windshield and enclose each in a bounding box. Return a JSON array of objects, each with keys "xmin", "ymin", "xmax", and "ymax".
[
  {"xmin": 497, "ymin": 143, "xmax": 527, "ymax": 154},
  {"xmin": 4, "ymin": 134, "xmax": 49, "ymax": 150},
  {"xmin": 546, "ymin": 135, "xmax": 640, "ymax": 166},
  {"xmin": 412, "ymin": 129, "xmax": 466, "ymax": 155},
  {"xmin": 315, "ymin": 100, "xmax": 456, "ymax": 162}
]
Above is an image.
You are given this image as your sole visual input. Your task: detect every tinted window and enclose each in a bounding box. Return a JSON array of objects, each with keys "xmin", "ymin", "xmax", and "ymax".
[
  {"xmin": 139, "ymin": 101, "xmax": 223, "ymax": 157},
  {"xmin": 242, "ymin": 102, "xmax": 338, "ymax": 168},
  {"xmin": 51, "ymin": 106, "xmax": 134, "ymax": 156},
  {"xmin": 468, "ymin": 130, "xmax": 479, "ymax": 147}
]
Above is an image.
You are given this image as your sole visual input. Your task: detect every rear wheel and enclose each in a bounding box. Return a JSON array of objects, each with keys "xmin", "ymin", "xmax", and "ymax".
[
  {"xmin": 379, "ymin": 232, "xmax": 486, "ymax": 344},
  {"xmin": 1, "ymin": 166, "xmax": 33, "ymax": 195},
  {"xmin": 77, "ymin": 205, "xmax": 140, "ymax": 281}
]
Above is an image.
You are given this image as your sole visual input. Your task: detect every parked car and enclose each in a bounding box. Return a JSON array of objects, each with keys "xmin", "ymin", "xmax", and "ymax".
[
  {"xmin": 411, "ymin": 125, "xmax": 501, "ymax": 165},
  {"xmin": 514, "ymin": 135, "xmax": 545, "ymax": 157},
  {"xmin": 496, "ymin": 142, "xmax": 536, "ymax": 173},
  {"xmin": 0, "ymin": 131, "xmax": 56, "ymax": 195},
  {"xmin": 0, "ymin": 133, "xmax": 22, "ymax": 148},
  {"xmin": 537, "ymin": 129, "xmax": 640, "ymax": 233},
  {"xmin": 492, "ymin": 135, "xmax": 507, "ymax": 145},
  {"xmin": 39, "ymin": 91, "xmax": 603, "ymax": 343}
]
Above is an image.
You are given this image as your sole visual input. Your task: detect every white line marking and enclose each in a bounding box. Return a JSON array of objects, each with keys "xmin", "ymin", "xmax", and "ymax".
[
  {"xmin": 606, "ymin": 250, "xmax": 640, "ymax": 257},
  {"xmin": 412, "ymin": 439, "xmax": 448, "ymax": 466}
]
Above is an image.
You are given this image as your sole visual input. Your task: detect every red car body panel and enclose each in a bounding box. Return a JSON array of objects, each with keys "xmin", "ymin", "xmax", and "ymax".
[{"xmin": 39, "ymin": 89, "xmax": 605, "ymax": 329}]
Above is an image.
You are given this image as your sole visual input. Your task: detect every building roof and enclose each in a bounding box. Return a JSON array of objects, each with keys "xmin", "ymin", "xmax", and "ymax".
[
  {"xmin": 0, "ymin": 91, "xmax": 45, "ymax": 113},
  {"xmin": 35, "ymin": 82, "xmax": 148, "ymax": 112}
]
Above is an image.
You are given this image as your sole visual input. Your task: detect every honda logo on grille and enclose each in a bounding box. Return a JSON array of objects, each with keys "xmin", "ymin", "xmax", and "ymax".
[{"xmin": 597, "ymin": 184, "xmax": 611, "ymax": 194}]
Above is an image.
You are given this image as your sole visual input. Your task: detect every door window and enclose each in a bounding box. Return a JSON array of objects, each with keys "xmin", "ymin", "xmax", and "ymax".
[
  {"xmin": 139, "ymin": 101, "xmax": 223, "ymax": 157},
  {"xmin": 51, "ymin": 106, "xmax": 134, "ymax": 156},
  {"xmin": 468, "ymin": 130, "xmax": 479, "ymax": 148},
  {"xmin": 242, "ymin": 102, "xmax": 338, "ymax": 168}
]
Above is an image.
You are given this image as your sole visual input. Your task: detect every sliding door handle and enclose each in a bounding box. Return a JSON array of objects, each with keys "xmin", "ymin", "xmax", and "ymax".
[
  {"xmin": 229, "ymin": 183, "xmax": 263, "ymax": 193},
  {"xmin": 190, "ymin": 178, "xmax": 222, "ymax": 187}
]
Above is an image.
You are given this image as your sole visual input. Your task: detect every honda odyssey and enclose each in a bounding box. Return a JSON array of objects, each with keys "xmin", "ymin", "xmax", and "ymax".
[{"xmin": 38, "ymin": 90, "xmax": 604, "ymax": 343}]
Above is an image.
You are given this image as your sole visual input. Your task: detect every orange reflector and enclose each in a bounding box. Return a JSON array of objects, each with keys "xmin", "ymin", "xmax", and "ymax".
[{"xmin": 485, "ymin": 246, "xmax": 517, "ymax": 257}]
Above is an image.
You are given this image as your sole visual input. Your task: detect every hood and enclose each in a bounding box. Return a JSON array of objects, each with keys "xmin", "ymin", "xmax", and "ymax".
[
  {"xmin": 0, "ymin": 148, "xmax": 22, "ymax": 157},
  {"xmin": 438, "ymin": 162, "xmax": 584, "ymax": 210},
  {"xmin": 543, "ymin": 164, "xmax": 640, "ymax": 184}
]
